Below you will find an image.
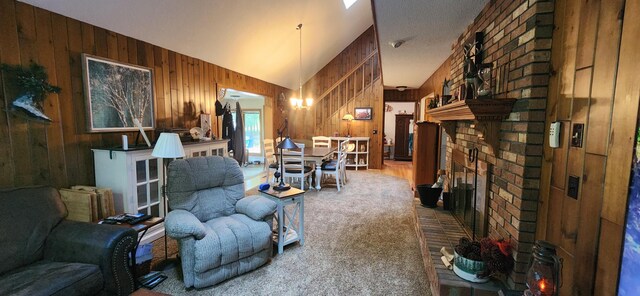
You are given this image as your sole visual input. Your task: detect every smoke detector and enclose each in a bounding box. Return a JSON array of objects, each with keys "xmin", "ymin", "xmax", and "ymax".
[
  {"xmin": 389, "ymin": 40, "xmax": 404, "ymax": 48},
  {"xmin": 396, "ymin": 86, "xmax": 408, "ymax": 92}
]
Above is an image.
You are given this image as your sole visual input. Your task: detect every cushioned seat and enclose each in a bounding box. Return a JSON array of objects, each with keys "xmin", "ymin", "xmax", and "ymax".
[
  {"xmin": 268, "ymin": 162, "xmax": 279, "ymax": 169},
  {"xmin": 165, "ymin": 156, "xmax": 277, "ymax": 289},
  {"xmin": 321, "ymin": 160, "xmax": 338, "ymax": 170},
  {"xmin": 0, "ymin": 261, "xmax": 103, "ymax": 296},
  {"xmin": 285, "ymin": 165, "xmax": 313, "ymax": 174},
  {"xmin": 0, "ymin": 186, "xmax": 136, "ymax": 296}
]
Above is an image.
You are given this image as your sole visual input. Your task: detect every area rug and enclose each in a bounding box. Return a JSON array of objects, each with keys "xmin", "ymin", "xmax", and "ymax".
[{"xmin": 154, "ymin": 170, "xmax": 431, "ymax": 295}]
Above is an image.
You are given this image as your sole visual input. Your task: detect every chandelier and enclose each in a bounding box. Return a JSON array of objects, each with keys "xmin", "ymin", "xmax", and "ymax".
[{"xmin": 290, "ymin": 23, "xmax": 313, "ymax": 110}]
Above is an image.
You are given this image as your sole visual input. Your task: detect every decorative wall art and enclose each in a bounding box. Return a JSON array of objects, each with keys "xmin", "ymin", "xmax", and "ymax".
[
  {"xmin": 82, "ymin": 54, "xmax": 154, "ymax": 132},
  {"xmin": 0, "ymin": 63, "xmax": 60, "ymax": 122},
  {"xmin": 354, "ymin": 107, "xmax": 372, "ymax": 120}
]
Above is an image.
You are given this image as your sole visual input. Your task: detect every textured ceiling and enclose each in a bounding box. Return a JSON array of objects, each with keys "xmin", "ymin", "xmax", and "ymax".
[
  {"xmin": 20, "ymin": 0, "xmax": 373, "ymax": 90},
  {"xmin": 20, "ymin": 0, "xmax": 488, "ymax": 91},
  {"xmin": 373, "ymin": 0, "xmax": 488, "ymax": 89}
]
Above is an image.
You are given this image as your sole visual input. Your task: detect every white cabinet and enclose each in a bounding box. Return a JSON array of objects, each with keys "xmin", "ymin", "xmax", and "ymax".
[
  {"xmin": 330, "ymin": 137, "xmax": 369, "ymax": 170},
  {"xmin": 92, "ymin": 140, "xmax": 229, "ymax": 244}
]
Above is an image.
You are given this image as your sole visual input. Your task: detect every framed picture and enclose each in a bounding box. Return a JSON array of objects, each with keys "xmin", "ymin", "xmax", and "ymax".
[
  {"xmin": 82, "ymin": 54, "xmax": 154, "ymax": 132},
  {"xmin": 354, "ymin": 107, "xmax": 372, "ymax": 120}
]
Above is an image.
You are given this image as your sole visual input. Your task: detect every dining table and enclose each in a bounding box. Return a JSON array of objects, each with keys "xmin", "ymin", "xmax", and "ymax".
[{"xmin": 281, "ymin": 146, "xmax": 337, "ymax": 190}]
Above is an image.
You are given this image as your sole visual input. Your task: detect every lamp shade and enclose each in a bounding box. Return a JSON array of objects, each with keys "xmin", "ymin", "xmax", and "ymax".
[
  {"xmin": 152, "ymin": 133, "xmax": 185, "ymax": 158},
  {"xmin": 342, "ymin": 113, "xmax": 354, "ymax": 121},
  {"xmin": 277, "ymin": 137, "xmax": 299, "ymax": 149}
]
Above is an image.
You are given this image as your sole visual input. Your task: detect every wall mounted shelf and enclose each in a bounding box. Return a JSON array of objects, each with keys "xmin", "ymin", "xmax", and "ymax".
[{"xmin": 425, "ymin": 98, "xmax": 516, "ymax": 153}]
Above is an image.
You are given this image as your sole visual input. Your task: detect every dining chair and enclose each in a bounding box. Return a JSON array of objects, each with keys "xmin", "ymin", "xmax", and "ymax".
[
  {"xmin": 282, "ymin": 143, "xmax": 313, "ymax": 190},
  {"xmin": 321, "ymin": 139, "xmax": 348, "ymax": 191},
  {"xmin": 263, "ymin": 139, "xmax": 278, "ymax": 183},
  {"xmin": 312, "ymin": 136, "xmax": 331, "ymax": 148}
]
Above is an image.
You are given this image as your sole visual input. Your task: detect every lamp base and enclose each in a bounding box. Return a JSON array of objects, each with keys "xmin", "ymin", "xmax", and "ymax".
[{"xmin": 273, "ymin": 183, "xmax": 291, "ymax": 191}]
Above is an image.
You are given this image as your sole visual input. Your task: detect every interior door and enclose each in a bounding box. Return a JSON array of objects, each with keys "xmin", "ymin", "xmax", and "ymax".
[{"xmin": 394, "ymin": 115, "xmax": 412, "ymax": 160}]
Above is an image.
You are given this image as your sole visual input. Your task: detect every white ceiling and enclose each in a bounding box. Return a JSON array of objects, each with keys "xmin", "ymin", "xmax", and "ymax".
[
  {"xmin": 21, "ymin": 0, "xmax": 487, "ymax": 91},
  {"xmin": 373, "ymin": 0, "xmax": 488, "ymax": 88}
]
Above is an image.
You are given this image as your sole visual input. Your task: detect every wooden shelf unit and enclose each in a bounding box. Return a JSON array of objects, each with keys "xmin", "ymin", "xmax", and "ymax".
[
  {"xmin": 330, "ymin": 137, "xmax": 369, "ymax": 170},
  {"xmin": 425, "ymin": 99, "xmax": 515, "ymax": 153}
]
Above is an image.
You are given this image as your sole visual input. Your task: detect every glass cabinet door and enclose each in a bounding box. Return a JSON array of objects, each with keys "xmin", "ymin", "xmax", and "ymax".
[{"xmin": 135, "ymin": 157, "xmax": 162, "ymax": 217}]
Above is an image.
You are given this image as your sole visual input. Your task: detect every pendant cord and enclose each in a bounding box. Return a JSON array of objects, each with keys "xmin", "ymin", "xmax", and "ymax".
[{"xmin": 297, "ymin": 23, "xmax": 303, "ymax": 100}]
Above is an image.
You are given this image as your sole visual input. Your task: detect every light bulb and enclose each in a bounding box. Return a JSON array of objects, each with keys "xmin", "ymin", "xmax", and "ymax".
[
  {"xmin": 305, "ymin": 98, "xmax": 313, "ymax": 107},
  {"xmin": 290, "ymin": 97, "xmax": 298, "ymax": 107}
]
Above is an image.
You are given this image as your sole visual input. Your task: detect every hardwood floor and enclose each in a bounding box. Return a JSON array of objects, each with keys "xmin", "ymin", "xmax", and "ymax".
[{"xmin": 378, "ymin": 159, "xmax": 413, "ymax": 183}]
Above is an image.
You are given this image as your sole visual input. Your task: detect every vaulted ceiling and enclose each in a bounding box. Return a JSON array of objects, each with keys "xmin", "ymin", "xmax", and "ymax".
[{"xmin": 20, "ymin": 0, "xmax": 487, "ymax": 91}]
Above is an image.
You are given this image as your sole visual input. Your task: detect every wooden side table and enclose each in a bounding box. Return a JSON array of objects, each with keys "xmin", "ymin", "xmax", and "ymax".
[{"xmin": 259, "ymin": 187, "xmax": 305, "ymax": 254}]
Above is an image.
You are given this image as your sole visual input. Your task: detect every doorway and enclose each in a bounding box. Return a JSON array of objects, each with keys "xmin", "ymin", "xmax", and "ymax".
[{"xmin": 219, "ymin": 88, "xmax": 270, "ymax": 190}]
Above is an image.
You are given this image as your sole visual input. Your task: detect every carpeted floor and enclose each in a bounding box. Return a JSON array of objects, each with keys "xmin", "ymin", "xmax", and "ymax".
[{"xmin": 155, "ymin": 170, "xmax": 431, "ymax": 295}]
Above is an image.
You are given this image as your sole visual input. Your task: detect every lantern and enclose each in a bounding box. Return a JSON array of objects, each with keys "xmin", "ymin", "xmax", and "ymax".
[{"xmin": 524, "ymin": 240, "xmax": 562, "ymax": 296}]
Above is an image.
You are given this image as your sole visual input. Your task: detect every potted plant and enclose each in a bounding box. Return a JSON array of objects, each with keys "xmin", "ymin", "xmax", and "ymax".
[
  {"xmin": 453, "ymin": 237, "xmax": 514, "ymax": 283},
  {"xmin": 0, "ymin": 63, "xmax": 60, "ymax": 122}
]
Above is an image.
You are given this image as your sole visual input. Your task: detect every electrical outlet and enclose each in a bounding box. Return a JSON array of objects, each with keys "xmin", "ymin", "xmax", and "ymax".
[{"xmin": 568, "ymin": 175, "xmax": 579, "ymax": 199}]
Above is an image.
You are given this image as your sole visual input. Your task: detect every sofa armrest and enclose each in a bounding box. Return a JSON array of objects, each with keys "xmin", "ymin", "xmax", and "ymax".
[
  {"xmin": 236, "ymin": 195, "xmax": 277, "ymax": 221},
  {"xmin": 43, "ymin": 220, "xmax": 137, "ymax": 296},
  {"xmin": 166, "ymin": 210, "xmax": 207, "ymax": 240}
]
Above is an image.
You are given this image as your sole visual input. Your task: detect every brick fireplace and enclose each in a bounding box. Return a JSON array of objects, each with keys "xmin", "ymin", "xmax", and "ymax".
[{"xmin": 442, "ymin": 0, "xmax": 554, "ymax": 289}]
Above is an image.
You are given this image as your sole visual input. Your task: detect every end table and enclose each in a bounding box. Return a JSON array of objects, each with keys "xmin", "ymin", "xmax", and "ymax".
[{"xmin": 259, "ymin": 187, "xmax": 305, "ymax": 254}]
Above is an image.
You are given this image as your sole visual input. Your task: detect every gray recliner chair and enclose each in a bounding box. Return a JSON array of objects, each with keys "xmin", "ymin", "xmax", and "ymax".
[{"xmin": 165, "ymin": 156, "xmax": 277, "ymax": 289}]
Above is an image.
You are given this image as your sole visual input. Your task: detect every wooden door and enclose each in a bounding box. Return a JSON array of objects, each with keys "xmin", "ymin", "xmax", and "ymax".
[{"xmin": 394, "ymin": 114, "xmax": 412, "ymax": 160}]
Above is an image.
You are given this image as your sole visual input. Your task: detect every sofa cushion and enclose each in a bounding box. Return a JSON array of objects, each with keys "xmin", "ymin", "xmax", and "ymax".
[
  {"xmin": 193, "ymin": 214, "xmax": 271, "ymax": 272},
  {"xmin": 0, "ymin": 186, "xmax": 67, "ymax": 275},
  {"xmin": 167, "ymin": 156, "xmax": 245, "ymax": 222},
  {"xmin": 0, "ymin": 260, "xmax": 102, "ymax": 296}
]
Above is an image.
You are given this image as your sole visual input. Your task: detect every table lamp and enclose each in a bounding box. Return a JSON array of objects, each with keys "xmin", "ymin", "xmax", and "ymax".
[
  {"xmin": 342, "ymin": 112, "xmax": 354, "ymax": 137},
  {"xmin": 274, "ymin": 136, "xmax": 298, "ymax": 191},
  {"xmin": 151, "ymin": 133, "xmax": 185, "ymax": 262}
]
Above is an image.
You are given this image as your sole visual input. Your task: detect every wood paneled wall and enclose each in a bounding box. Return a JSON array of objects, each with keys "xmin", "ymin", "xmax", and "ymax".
[
  {"xmin": 288, "ymin": 26, "xmax": 384, "ymax": 169},
  {"xmin": 417, "ymin": 56, "xmax": 452, "ymax": 99},
  {"xmin": 0, "ymin": 0, "xmax": 288, "ymax": 189},
  {"xmin": 383, "ymin": 89, "xmax": 421, "ymax": 102},
  {"xmin": 537, "ymin": 0, "xmax": 637, "ymax": 295}
]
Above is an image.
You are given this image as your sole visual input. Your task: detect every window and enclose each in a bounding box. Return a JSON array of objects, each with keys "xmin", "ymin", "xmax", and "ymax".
[{"xmin": 343, "ymin": 0, "xmax": 358, "ymax": 9}]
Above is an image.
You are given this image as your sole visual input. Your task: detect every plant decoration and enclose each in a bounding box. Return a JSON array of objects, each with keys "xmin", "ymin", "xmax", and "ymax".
[
  {"xmin": 455, "ymin": 237, "xmax": 514, "ymax": 278},
  {"xmin": 1, "ymin": 63, "xmax": 61, "ymax": 122}
]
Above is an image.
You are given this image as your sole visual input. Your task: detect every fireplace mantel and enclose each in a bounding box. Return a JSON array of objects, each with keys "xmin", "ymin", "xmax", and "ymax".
[{"xmin": 425, "ymin": 98, "xmax": 516, "ymax": 154}]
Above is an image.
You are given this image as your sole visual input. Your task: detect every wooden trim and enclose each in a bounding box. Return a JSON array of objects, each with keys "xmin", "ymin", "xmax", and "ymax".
[
  {"xmin": 316, "ymin": 50, "xmax": 378, "ymax": 101},
  {"xmin": 425, "ymin": 99, "xmax": 515, "ymax": 122}
]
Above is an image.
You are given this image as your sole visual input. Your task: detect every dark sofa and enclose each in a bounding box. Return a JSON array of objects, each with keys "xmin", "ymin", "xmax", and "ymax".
[{"xmin": 0, "ymin": 186, "xmax": 137, "ymax": 296}]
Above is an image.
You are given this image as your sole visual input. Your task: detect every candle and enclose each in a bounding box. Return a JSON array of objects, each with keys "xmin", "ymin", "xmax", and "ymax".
[{"xmin": 537, "ymin": 278, "xmax": 553, "ymax": 296}]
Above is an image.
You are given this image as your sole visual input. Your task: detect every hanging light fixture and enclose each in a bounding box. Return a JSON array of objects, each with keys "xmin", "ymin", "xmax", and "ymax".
[{"xmin": 290, "ymin": 23, "xmax": 313, "ymax": 110}]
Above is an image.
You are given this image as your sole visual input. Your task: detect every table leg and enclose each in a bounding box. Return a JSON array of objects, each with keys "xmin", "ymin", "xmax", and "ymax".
[
  {"xmin": 315, "ymin": 160, "xmax": 322, "ymax": 190},
  {"xmin": 299, "ymin": 197, "xmax": 304, "ymax": 246},
  {"xmin": 277, "ymin": 203, "xmax": 284, "ymax": 255}
]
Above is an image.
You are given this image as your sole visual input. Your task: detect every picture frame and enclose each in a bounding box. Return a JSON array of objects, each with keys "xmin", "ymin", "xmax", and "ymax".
[
  {"xmin": 354, "ymin": 107, "xmax": 372, "ymax": 120},
  {"xmin": 82, "ymin": 54, "xmax": 155, "ymax": 132}
]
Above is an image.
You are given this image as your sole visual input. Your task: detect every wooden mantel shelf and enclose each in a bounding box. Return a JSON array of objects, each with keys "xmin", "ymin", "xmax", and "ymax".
[
  {"xmin": 425, "ymin": 99, "xmax": 516, "ymax": 154},
  {"xmin": 425, "ymin": 99, "xmax": 516, "ymax": 122}
]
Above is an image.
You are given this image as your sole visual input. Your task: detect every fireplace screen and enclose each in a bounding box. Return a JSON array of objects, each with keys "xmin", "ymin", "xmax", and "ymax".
[{"xmin": 450, "ymin": 149, "xmax": 489, "ymax": 239}]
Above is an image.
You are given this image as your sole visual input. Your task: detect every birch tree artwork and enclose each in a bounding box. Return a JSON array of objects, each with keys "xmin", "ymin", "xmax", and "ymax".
[{"xmin": 83, "ymin": 54, "xmax": 154, "ymax": 132}]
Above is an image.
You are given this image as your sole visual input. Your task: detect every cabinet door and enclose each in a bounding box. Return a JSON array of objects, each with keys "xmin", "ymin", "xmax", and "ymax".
[{"xmin": 134, "ymin": 156, "xmax": 163, "ymax": 217}]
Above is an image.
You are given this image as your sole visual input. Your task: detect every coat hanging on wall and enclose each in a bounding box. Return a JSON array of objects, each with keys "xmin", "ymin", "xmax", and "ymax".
[
  {"xmin": 233, "ymin": 102, "xmax": 246, "ymax": 165},
  {"xmin": 222, "ymin": 103, "xmax": 234, "ymax": 151}
]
